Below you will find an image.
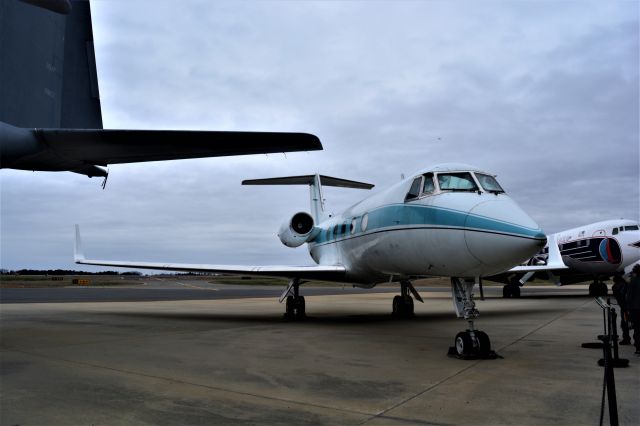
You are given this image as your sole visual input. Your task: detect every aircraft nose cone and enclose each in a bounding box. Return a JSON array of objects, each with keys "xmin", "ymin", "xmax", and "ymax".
[{"xmin": 464, "ymin": 198, "xmax": 546, "ymax": 275}]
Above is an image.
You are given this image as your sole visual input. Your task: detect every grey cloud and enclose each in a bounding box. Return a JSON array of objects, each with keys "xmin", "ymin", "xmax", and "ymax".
[{"xmin": 1, "ymin": 0, "xmax": 637, "ymax": 270}]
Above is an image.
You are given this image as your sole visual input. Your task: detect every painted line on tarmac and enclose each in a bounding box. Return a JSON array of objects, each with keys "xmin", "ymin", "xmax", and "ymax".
[{"xmin": 175, "ymin": 281, "xmax": 219, "ymax": 291}]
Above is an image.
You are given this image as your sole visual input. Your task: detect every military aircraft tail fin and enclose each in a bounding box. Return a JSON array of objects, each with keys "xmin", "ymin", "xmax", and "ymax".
[{"xmin": 0, "ymin": 0, "xmax": 102, "ymax": 128}]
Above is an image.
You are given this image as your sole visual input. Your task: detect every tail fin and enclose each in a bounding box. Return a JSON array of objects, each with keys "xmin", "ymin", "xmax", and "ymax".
[
  {"xmin": 0, "ymin": 0, "xmax": 102, "ymax": 128},
  {"xmin": 242, "ymin": 174, "xmax": 374, "ymax": 223},
  {"xmin": 74, "ymin": 224, "xmax": 85, "ymax": 262}
]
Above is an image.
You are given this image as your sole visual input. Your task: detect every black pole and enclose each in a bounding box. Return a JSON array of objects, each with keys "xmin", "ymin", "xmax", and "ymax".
[
  {"xmin": 598, "ymin": 306, "xmax": 619, "ymax": 426},
  {"xmin": 610, "ymin": 308, "xmax": 620, "ymax": 361}
]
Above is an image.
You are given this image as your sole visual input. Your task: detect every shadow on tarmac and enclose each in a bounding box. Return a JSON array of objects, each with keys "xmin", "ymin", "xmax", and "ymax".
[{"xmin": 102, "ymin": 305, "xmax": 567, "ymax": 325}]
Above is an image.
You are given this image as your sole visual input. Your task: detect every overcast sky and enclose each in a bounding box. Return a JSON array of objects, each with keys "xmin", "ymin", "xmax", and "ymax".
[{"xmin": 1, "ymin": 0, "xmax": 638, "ymax": 271}]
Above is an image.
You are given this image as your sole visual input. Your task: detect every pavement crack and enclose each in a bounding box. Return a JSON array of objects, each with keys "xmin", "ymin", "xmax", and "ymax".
[
  {"xmin": 4, "ymin": 347, "xmax": 374, "ymax": 419},
  {"xmin": 359, "ymin": 299, "xmax": 594, "ymax": 425},
  {"xmin": 358, "ymin": 361, "xmax": 481, "ymax": 425},
  {"xmin": 496, "ymin": 299, "xmax": 593, "ymax": 352}
]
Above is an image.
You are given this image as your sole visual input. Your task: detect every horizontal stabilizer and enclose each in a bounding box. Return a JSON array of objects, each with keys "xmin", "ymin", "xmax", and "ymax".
[
  {"xmin": 38, "ymin": 129, "xmax": 322, "ymax": 165},
  {"xmin": 243, "ymin": 174, "xmax": 374, "ymax": 190}
]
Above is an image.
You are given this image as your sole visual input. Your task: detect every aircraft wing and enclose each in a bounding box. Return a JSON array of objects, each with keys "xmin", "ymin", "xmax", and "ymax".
[
  {"xmin": 38, "ymin": 129, "xmax": 322, "ymax": 166},
  {"xmin": 507, "ymin": 234, "xmax": 568, "ymax": 272},
  {"xmin": 74, "ymin": 226, "xmax": 346, "ymax": 281}
]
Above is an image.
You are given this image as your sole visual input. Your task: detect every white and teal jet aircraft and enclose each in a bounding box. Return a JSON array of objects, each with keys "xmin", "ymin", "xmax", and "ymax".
[{"xmin": 75, "ymin": 163, "xmax": 555, "ymax": 357}]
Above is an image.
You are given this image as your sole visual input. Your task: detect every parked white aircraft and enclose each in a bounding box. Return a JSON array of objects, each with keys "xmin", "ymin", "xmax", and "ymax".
[
  {"xmin": 492, "ymin": 219, "xmax": 640, "ymax": 297},
  {"xmin": 75, "ymin": 163, "xmax": 550, "ymax": 357}
]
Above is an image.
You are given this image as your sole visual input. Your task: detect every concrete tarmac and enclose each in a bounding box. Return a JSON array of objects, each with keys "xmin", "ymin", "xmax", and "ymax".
[{"xmin": 1, "ymin": 289, "xmax": 638, "ymax": 425}]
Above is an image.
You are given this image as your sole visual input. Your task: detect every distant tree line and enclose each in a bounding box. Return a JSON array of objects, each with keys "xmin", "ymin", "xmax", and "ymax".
[
  {"xmin": 0, "ymin": 269, "xmax": 142, "ymax": 276},
  {"xmin": 0, "ymin": 269, "xmax": 212, "ymax": 276}
]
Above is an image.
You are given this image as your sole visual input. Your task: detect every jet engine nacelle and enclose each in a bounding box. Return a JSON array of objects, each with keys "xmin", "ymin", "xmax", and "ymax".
[{"xmin": 278, "ymin": 212, "xmax": 316, "ymax": 248}]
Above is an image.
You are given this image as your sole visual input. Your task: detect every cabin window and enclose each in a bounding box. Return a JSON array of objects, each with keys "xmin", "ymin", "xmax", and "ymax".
[
  {"xmin": 437, "ymin": 172, "xmax": 478, "ymax": 191},
  {"xmin": 625, "ymin": 225, "xmax": 639, "ymax": 231},
  {"xmin": 341, "ymin": 224, "xmax": 347, "ymax": 234},
  {"xmin": 405, "ymin": 177, "xmax": 423, "ymax": 201},
  {"xmin": 475, "ymin": 173, "xmax": 504, "ymax": 193},
  {"xmin": 422, "ymin": 173, "xmax": 435, "ymax": 195},
  {"xmin": 333, "ymin": 225, "xmax": 339, "ymax": 237},
  {"xmin": 612, "ymin": 228, "xmax": 618, "ymax": 235},
  {"xmin": 361, "ymin": 213, "xmax": 369, "ymax": 232},
  {"xmin": 351, "ymin": 218, "xmax": 357, "ymax": 234}
]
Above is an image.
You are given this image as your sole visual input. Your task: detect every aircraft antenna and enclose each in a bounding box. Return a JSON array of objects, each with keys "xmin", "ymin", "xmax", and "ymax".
[{"xmin": 101, "ymin": 170, "xmax": 109, "ymax": 190}]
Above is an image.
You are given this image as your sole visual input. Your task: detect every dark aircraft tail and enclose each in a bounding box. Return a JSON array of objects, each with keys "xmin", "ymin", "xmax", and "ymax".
[
  {"xmin": 0, "ymin": 0, "xmax": 102, "ymax": 129},
  {"xmin": 0, "ymin": 0, "xmax": 322, "ymax": 181}
]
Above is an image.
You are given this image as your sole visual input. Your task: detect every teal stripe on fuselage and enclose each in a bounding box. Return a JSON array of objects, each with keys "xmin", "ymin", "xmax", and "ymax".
[{"xmin": 311, "ymin": 203, "xmax": 544, "ymax": 245}]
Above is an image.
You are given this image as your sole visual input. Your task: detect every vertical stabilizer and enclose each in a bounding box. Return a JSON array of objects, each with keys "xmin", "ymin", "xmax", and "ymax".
[
  {"xmin": 60, "ymin": 0, "xmax": 102, "ymax": 128},
  {"xmin": 309, "ymin": 174, "xmax": 326, "ymax": 223},
  {"xmin": 0, "ymin": 0, "xmax": 102, "ymax": 128}
]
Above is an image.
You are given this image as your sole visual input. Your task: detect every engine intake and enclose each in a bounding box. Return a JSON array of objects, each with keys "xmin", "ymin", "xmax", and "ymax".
[{"xmin": 278, "ymin": 212, "xmax": 316, "ymax": 248}]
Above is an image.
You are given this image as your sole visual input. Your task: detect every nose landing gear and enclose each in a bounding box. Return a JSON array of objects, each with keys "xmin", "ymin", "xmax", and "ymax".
[{"xmin": 449, "ymin": 277, "xmax": 498, "ymax": 359}]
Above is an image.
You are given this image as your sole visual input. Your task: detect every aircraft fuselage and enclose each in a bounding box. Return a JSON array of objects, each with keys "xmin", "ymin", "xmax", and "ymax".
[
  {"xmin": 307, "ymin": 166, "xmax": 546, "ymax": 286},
  {"xmin": 554, "ymin": 219, "xmax": 640, "ymax": 276}
]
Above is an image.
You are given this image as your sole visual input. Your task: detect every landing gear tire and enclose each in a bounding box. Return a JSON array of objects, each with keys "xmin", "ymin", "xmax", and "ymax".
[
  {"xmin": 454, "ymin": 330, "xmax": 492, "ymax": 358},
  {"xmin": 589, "ymin": 282, "xmax": 608, "ymax": 297},
  {"xmin": 502, "ymin": 284, "xmax": 521, "ymax": 298},
  {"xmin": 455, "ymin": 332, "xmax": 474, "ymax": 356},
  {"xmin": 475, "ymin": 330, "xmax": 491, "ymax": 356},
  {"xmin": 392, "ymin": 295, "xmax": 414, "ymax": 318},
  {"xmin": 511, "ymin": 285, "xmax": 520, "ymax": 298},
  {"xmin": 285, "ymin": 295, "xmax": 306, "ymax": 320},
  {"xmin": 503, "ymin": 285, "xmax": 510, "ymax": 298}
]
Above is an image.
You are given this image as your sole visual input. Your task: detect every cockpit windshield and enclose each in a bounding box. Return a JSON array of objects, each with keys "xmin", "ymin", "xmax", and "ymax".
[
  {"xmin": 475, "ymin": 173, "xmax": 505, "ymax": 194},
  {"xmin": 437, "ymin": 172, "xmax": 478, "ymax": 192}
]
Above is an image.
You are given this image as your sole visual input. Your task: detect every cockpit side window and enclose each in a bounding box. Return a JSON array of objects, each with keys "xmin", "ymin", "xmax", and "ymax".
[
  {"xmin": 613, "ymin": 228, "xmax": 619, "ymax": 235},
  {"xmin": 405, "ymin": 176, "xmax": 423, "ymax": 201},
  {"xmin": 422, "ymin": 173, "xmax": 435, "ymax": 195},
  {"xmin": 437, "ymin": 172, "xmax": 478, "ymax": 192},
  {"xmin": 475, "ymin": 173, "xmax": 504, "ymax": 194}
]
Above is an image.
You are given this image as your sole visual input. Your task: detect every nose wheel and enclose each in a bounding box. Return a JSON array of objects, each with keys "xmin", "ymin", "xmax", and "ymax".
[
  {"xmin": 454, "ymin": 330, "xmax": 492, "ymax": 357},
  {"xmin": 449, "ymin": 277, "xmax": 499, "ymax": 359}
]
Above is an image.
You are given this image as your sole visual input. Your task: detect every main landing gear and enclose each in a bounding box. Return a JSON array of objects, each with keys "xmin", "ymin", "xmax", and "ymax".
[
  {"xmin": 280, "ymin": 278, "xmax": 306, "ymax": 320},
  {"xmin": 588, "ymin": 277, "xmax": 608, "ymax": 297},
  {"xmin": 502, "ymin": 277, "xmax": 521, "ymax": 298},
  {"xmin": 449, "ymin": 277, "xmax": 497, "ymax": 359},
  {"xmin": 392, "ymin": 280, "xmax": 423, "ymax": 318}
]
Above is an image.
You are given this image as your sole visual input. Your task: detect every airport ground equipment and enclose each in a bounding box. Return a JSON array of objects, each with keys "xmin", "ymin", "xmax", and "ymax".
[{"xmin": 75, "ymin": 164, "xmax": 553, "ymax": 356}]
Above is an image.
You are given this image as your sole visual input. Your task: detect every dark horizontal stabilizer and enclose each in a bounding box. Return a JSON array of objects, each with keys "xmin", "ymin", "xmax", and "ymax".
[
  {"xmin": 37, "ymin": 129, "xmax": 322, "ymax": 165},
  {"xmin": 243, "ymin": 174, "xmax": 374, "ymax": 189}
]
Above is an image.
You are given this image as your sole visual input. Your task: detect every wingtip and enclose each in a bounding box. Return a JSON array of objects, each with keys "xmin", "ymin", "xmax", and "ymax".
[
  {"xmin": 298, "ymin": 133, "xmax": 323, "ymax": 150},
  {"xmin": 545, "ymin": 234, "xmax": 566, "ymax": 269},
  {"xmin": 74, "ymin": 224, "xmax": 85, "ymax": 262}
]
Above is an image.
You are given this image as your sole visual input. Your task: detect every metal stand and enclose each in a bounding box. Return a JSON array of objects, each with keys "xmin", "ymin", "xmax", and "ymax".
[
  {"xmin": 593, "ymin": 298, "xmax": 626, "ymax": 426},
  {"xmin": 597, "ymin": 300, "xmax": 629, "ymax": 369}
]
